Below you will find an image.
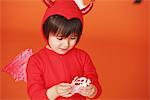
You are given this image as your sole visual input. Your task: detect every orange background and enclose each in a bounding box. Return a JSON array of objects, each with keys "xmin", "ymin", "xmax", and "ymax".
[{"xmin": 0, "ymin": 0, "xmax": 149, "ymax": 100}]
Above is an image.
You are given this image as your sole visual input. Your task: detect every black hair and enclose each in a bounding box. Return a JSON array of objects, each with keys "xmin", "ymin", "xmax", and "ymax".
[{"xmin": 43, "ymin": 14, "xmax": 83, "ymax": 43}]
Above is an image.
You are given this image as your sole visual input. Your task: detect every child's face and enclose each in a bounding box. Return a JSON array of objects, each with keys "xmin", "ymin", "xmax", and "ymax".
[{"xmin": 48, "ymin": 34, "xmax": 77, "ymax": 54}]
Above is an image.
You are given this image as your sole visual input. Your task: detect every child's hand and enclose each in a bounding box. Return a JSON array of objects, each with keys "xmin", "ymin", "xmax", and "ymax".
[
  {"xmin": 78, "ymin": 84, "xmax": 97, "ymax": 98},
  {"xmin": 56, "ymin": 83, "xmax": 74, "ymax": 98}
]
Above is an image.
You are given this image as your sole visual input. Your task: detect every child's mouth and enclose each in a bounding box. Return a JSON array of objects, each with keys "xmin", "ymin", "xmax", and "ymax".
[{"xmin": 59, "ymin": 48, "xmax": 68, "ymax": 52}]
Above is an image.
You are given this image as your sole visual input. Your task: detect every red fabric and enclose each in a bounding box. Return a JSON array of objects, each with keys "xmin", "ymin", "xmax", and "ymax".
[
  {"xmin": 26, "ymin": 47, "xmax": 101, "ymax": 100},
  {"xmin": 42, "ymin": 0, "xmax": 83, "ymax": 25}
]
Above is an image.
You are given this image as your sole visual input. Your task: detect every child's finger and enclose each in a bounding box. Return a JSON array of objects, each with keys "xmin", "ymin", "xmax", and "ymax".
[
  {"xmin": 80, "ymin": 86, "xmax": 93, "ymax": 91},
  {"xmin": 58, "ymin": 83, "xmax": 72, "ymax": 89},
  {"xmin": 61, "ymin": 92, "xmax": 74, "ymax": 98},
  {"xmin": 57, "ymin": 86, "xmax": 71, "ymax": 94},
  {"xmin": 78, "ymin": 89, "xmax": 89, "ymax": 97},
  {"xmin": 60, "ymin": 85, "xmax": 72, "ymax": 90},
  {"xmin": 56, "ymin": 83, "xmax": 72, "ymax": 95},
  {"xmin": 60, "ymin": 83, "xmax": 72, "ymax": 88},
  {"xmin": 79, "ymin": 87, "xmax": 95, "ymax": 97},
  {"xmin": 60, "ymin": 83, "xmax": 71, "ymax": 86},
  {"xmin": 59, "ymin": 89, "xmax": 72, "ymax": 97}
]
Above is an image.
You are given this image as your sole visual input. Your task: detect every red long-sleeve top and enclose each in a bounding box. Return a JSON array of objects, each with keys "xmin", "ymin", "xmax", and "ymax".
[{"xmin": 26, "ymin": 47, "xmax": 101, "ymax": 100}]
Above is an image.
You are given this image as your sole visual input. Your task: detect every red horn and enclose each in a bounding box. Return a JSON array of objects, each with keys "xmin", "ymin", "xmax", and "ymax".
[
  {"xmin": 81, "ymin": 2, "xmax": 94, "ymax": 15},
  {"xmin": 43, "ymin": 0, "xmax": 54, "ymax": 7}
]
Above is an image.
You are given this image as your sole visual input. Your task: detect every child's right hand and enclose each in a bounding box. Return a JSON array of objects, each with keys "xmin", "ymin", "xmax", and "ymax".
[{"xmin": 56, "ymin": 83, "xmax": 73, "ymax": 98}]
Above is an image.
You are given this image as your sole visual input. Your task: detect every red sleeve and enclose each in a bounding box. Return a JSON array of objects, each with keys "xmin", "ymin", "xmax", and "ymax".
[
  {"xmin": 82, "ymin": 53, "xmax": 102, "ymax": 99},
  {"xmin": 26, "ymin": 55, "xmax": 48, "ymax": 100}
]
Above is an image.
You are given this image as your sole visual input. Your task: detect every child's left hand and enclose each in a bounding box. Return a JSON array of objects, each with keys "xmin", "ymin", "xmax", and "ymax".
[{"xmin": 78, "ymin": 84, "xmax": 97, "ymax": 98}]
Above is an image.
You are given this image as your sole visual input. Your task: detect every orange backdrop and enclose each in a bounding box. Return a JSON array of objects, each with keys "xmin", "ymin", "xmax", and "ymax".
[{"xmin": 0, "ymin": 0, "xmax": 149, "ymax": 100}]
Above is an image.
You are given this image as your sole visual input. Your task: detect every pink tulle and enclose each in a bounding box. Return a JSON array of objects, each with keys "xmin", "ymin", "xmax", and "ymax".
[{"xmin": 2, "ymin": 49, "xmax": 33, "ymax": 82}]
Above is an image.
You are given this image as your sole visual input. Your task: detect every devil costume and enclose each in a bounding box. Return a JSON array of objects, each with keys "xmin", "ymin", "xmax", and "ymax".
[
  {"xmin": 2, "ymin": 0, "xmax": 101, "ymax": 99},
  {"xmin": 27, "ymin": 47, "xmax": 101, "ymax": 100}
]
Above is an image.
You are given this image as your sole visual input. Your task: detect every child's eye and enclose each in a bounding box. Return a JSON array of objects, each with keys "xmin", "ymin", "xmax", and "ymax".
[
  {"xmin": 70, "ymin": 37, "xmax": 77, "ymax": 40},
  {"xmin": 57, "ymin": 37, "xmax": 63, "ymax": 40}
]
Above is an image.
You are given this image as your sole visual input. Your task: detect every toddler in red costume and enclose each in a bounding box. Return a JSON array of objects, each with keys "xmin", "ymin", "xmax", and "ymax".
[{"xmin": 3, "ymin": 0, "xmax": 102, "ymax": 99}]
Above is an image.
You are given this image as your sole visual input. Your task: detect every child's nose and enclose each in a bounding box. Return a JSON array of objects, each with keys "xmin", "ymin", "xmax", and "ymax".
[{"xmin": 62, "ymin": 39, "xmax": 69, "ymax": 48}]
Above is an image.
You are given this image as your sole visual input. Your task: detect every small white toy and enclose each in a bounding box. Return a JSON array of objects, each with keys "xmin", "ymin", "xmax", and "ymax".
[{"xmin": 71, "ymin": 76, "xmax": 91, "ymax": 94}]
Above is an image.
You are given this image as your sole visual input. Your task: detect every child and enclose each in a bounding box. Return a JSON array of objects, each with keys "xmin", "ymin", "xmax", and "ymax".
[{"xmin": 3, "ymin": 0, "xmax": 102, "ymax": 99}]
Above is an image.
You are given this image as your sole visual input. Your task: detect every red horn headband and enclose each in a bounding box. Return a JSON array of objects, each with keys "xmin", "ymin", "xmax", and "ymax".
[
  {"xmin": 42, "ymin": 0, "xmax": 95, "ymax": 25},
  {"xmin": 43, "ymin": 0, "xmax": 95, "ymax": 15}
]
